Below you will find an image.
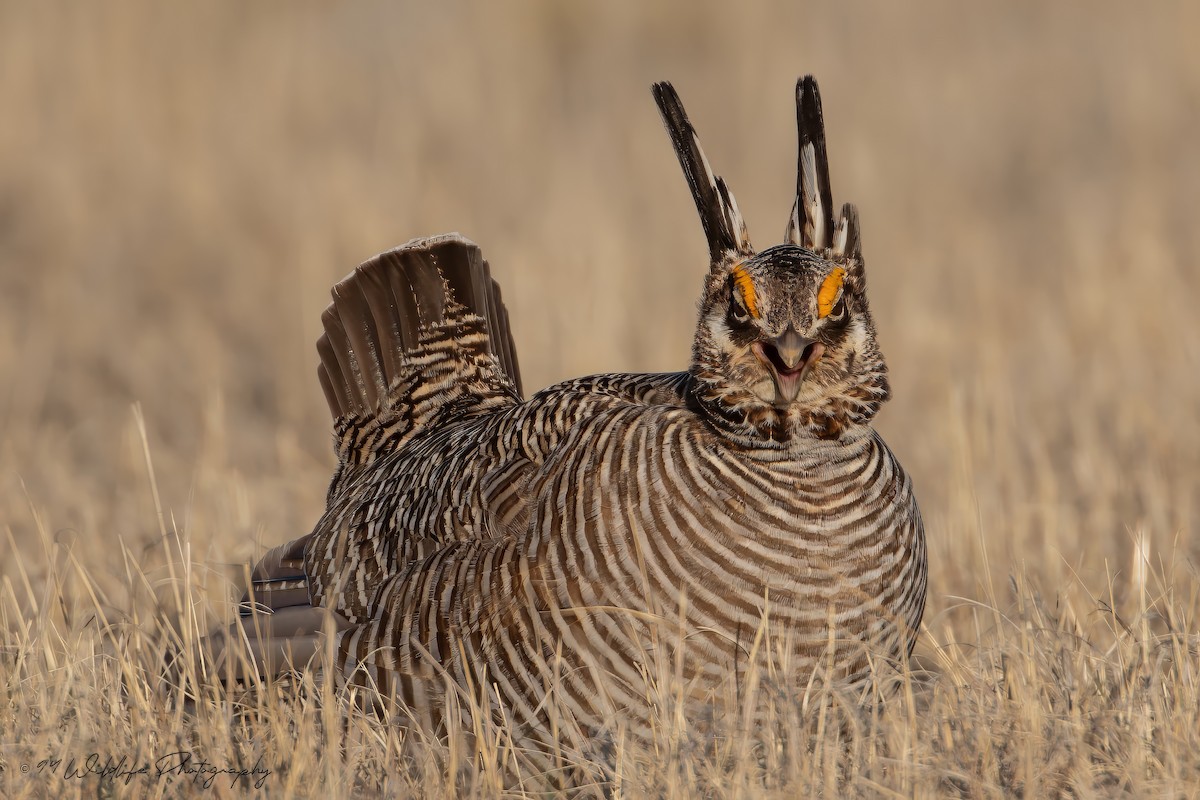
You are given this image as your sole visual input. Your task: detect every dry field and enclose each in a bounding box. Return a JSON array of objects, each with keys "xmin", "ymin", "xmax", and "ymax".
[{"xmin": 1, "ymin": 2, "xmax": 1198, "ymax": 797}]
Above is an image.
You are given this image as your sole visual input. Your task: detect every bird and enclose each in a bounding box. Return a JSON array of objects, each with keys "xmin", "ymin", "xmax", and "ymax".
[{"xmin": 206, "ymin": 76, "xmax": 926, "ymax": 762}]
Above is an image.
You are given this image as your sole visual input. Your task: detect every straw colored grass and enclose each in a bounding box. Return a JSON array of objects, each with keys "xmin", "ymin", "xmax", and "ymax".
[{"xmin": 2, "ymin": 2, "xmax": 1198, "ymax": 797}]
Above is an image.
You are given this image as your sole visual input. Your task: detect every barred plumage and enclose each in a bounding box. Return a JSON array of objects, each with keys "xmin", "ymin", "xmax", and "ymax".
[{"xmin": 207, "ymin": 76, "xmax": 926, "ymax": 761}]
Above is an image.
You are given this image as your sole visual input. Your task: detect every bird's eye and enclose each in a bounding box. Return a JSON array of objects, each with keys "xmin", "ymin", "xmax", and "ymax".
[
  {"xmin": 729, "ymin": 296, "xmax": 752, "ymax": 324},
  {"xmin": 829, "ymin": 296, "xmax": 847, "ymax": 320}
]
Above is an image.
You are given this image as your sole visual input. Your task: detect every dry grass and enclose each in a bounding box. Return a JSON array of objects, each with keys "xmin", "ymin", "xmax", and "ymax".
[{"xmin": 1, "ymin": 1, "xmax": 1198, "ymax": 797}]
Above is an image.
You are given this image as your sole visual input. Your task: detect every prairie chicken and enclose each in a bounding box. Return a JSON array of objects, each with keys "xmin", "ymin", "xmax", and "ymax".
[{"xmin": 209, "ymin": 77, "xmax": 925, "ymax": 754}]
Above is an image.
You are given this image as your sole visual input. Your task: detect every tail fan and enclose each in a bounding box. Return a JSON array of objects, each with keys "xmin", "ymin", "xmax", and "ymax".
[
  {"xmin": 652, "ymin": 82, "xmax": 753, "ymax": 267},
  {"xmin": 317, "ymin": 234, "xmax": 522, "ymax": 476}
]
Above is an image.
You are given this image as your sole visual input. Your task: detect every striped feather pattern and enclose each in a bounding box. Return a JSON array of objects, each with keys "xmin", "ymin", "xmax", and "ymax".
[{"xmin": 328, "ymin": 405, "xmax": 924, "ymax": 747}]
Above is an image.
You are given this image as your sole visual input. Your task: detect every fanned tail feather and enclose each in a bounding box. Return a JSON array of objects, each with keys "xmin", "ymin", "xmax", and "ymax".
[
  {"xmin": 201, "ymin": 234, "xmax": 522, "ymax": 683},
  {"xmin": 318, "ymin": 234, "xmax": 522, "ymax": 481}
]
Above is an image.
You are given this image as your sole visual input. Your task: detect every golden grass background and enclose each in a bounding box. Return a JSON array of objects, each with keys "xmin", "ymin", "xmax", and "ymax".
[{"xmin": 1, "ymin": 1, "xmax": 1198, "ymax": 797}]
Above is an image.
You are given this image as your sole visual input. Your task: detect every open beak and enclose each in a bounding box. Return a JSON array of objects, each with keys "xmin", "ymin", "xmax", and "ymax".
[{"xmin": 752, "ymin": 327, "xmax": 824, "ymax": 407}]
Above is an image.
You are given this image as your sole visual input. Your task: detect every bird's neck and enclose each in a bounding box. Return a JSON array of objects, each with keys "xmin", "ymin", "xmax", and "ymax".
[{"xmin": 686, "ymin": 365, "xmax": 867, "ymax": 449}]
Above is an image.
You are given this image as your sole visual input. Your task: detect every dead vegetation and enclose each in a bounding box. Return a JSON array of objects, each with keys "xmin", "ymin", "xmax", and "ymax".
[{"xmin": 1, "ymin": 2, "xmax": 1198, "ymax": 797}]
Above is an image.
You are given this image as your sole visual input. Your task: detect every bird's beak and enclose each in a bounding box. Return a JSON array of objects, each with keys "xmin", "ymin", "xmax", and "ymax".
[{"xmin": 752, "ymin": 327, "xmax": 824, "ymax": 407}]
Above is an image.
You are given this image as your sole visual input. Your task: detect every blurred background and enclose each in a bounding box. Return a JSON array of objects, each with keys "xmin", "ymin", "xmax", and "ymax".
[{"xmin": 1, "ymin": 1, "xmax": 1197, "ymax": 624}]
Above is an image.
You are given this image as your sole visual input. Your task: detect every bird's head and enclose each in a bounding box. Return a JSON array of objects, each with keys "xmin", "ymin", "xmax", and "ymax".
[
  {"xmin": 654, "ymin": 77, "xmax": 889, "ymax": 442},
  {"xmin": 691, "ymin": 243, "xmax": 888, "ymax": 441}
]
